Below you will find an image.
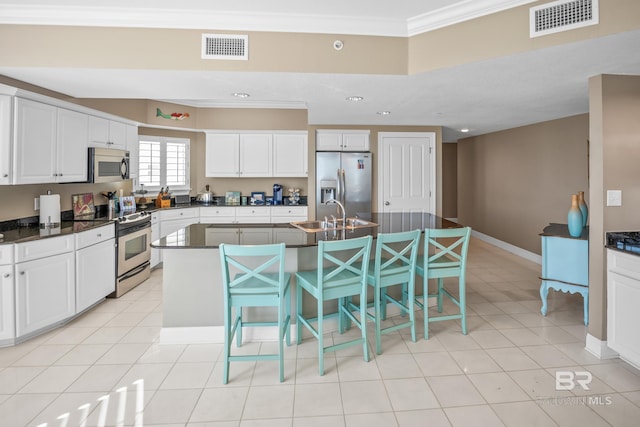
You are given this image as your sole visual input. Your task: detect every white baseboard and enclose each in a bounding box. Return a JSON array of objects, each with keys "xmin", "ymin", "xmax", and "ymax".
[
  {"xmin": 471, "ymin": 229, "xmax": 542, "ymax": 265},
  {"xmin": 585, "ymin": 333, "xmax": 619, "ymax": 360}
]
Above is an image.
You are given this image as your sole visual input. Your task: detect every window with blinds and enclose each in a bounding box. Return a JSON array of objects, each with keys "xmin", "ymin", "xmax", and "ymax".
[{"xmin": 138, "ymin": 136, "xmax": 190, "ymax": 191}]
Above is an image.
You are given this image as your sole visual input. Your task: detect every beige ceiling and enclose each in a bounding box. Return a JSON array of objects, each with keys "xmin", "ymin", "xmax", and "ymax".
[{"xmin": 0, "ymin": 0, "xmax": 639, "ymax": 141}]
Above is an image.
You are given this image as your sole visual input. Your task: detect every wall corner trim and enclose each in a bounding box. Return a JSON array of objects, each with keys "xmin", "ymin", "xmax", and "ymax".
[{"xmin": 585, "ymin": 333, "xmax": 618, "ymax": 360}]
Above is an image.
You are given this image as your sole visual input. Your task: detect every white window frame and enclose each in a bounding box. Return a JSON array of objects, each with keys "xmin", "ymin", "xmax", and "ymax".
[{"xmin": 137, "ymin": 135, "xmax": 190, "ymax": 194}]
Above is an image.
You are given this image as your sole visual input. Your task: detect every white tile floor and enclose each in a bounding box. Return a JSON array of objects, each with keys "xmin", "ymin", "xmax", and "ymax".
[{"xmin": 2, "ymin": 238, "xmax": 640, "ymax": 426}]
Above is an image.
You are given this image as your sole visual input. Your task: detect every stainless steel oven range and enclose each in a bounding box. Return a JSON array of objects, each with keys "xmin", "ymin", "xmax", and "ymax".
[{"xmin": 110, "ymin": 211, "xmax": 151, "ymax": 298}]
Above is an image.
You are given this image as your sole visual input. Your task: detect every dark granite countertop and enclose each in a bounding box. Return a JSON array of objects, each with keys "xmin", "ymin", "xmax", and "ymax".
[
  {"xmin": 540, "ymin": 223, "xmax": 589, "ymax": 240},
  {"xmin": 0, "ymin": 219, "xmax": 115, "ymax": 245},
  {"xmin": 152, "ymin": 212, "xmax": 460, "ymax": 249},
  {"xmin": 605, "ymin": 231, "xmax": 640, "ymax": 256}
]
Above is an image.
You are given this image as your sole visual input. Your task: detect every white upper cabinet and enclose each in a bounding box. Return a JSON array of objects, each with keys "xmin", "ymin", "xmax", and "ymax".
[
  {"xmin": 239, "ymin": 133, "xmax": 272, "ymax": 177},
  {"xmin": 0, "ymin": 95, "xmax": 12, "ymax": 185},
  {"xmin": 126, "ymin": 124, "xmax": 139, "ymax": 179},
  {"xmin": 273, "ymin": 132, "xmax": 308, "ymax": 177},
  {"xmin": 14, "ymin": 99, "xmax": 89, "ymax": 184},
  {"xmin": 56, "ymin": 108, "xmax": 88, "ymax": 182},
  {"xmin": 206, "ymin": 131, "xmax": 306, "ymax": 177},
  {"xmin": 316, "ymin": 129, "xmax": 370, "ymax": 152},
  {"xmin": 89, "ymin": 116, "xmax": 127, "ymax": 149},
  {"xmin": 206, "ymin": 133, "xmax": 240, "ymax": 177},
  {"xmin": 13, "ymin": 98, "xmax": 57, "ymax": 184},
  {"xmin": 205, "ymin": 132, "xmax": 272, "ymax": 177}
]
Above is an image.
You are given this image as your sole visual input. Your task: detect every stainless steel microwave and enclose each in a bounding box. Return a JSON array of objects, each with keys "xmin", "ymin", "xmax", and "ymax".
[{"xmin": 87, "ymin": 147, "xmax": 130, "ymax": 183}]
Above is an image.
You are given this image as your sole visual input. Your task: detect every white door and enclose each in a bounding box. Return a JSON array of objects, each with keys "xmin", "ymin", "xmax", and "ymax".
[{"xmin": 378, "ymin": 132, "xmax": 435, "ymax": 215}]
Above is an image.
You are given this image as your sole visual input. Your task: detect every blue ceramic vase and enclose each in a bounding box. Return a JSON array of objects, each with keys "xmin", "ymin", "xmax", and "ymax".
[
  {"xmin": 578, "ymin": 191, "xmax": 588, "ymax": 228},
  {"xmin": 568, "ymin": 194, "xmax": 583, "ymax": 237}
]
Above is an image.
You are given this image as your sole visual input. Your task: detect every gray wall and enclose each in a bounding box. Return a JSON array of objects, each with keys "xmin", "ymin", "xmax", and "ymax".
[{"xmin": 457, "ymin": 114, "xmax": 589, "ymax": 255}]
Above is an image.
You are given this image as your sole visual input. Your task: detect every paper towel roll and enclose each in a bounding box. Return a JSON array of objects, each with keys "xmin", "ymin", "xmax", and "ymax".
[{"xmin": 39, "ymin": 193, "xmax": 61, "ymax": 227}]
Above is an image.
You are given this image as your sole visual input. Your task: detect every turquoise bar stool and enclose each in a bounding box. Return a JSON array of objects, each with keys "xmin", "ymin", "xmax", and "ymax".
[
  {"xmin": 415, "ymin": 227, "xmax": 471, "ymax": 339},
  {"xmin": 295, "ymin": 235, "xmax": 373, "ymax": 376},
  {"xmin": 360, "ymin": 229, "xmax": 422, "ymax": 355},
  {"xmin": 219, "ymin": 242, "xmax": 291, "ymax": 384}
]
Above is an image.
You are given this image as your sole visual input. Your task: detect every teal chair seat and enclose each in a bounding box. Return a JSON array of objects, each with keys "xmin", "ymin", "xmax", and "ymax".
[
  {"xmin": 295, "ymin": 235, "xmax": 373, "ymax": 376},
  {"xmin": 219, "ymin": 243, "xmax": 291, "ymax": 384},
  {"xmin": 414, "ymin": 227, "xmax": 471, "ymax": 339}
]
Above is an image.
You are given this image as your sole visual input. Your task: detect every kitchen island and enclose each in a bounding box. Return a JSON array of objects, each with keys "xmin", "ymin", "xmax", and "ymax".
[{"xmin": 152, "ymin": 213, "xmax": 459, "ymax": 344}]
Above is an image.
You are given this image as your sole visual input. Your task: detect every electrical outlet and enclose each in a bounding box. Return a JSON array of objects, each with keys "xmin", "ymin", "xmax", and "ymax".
[{"xmin": 34, "ymin": 197, "xmax": 39, "ymax": 211}]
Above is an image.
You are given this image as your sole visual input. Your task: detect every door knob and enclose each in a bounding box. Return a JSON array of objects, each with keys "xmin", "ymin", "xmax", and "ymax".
[{"xmin": 385, "ymin": 201, "xmax": 390, "ymax": 206}]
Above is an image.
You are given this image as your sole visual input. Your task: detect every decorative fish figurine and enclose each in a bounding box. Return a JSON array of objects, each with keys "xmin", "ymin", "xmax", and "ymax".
[{"xmin": 156, "ymin": 108, "xmax": 190, "ymax": 120}]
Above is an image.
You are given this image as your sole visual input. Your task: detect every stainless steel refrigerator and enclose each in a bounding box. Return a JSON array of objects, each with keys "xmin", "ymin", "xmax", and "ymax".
[{"xmin": 316, "ymin": 152, "xmax": 372, "ymax": 220}]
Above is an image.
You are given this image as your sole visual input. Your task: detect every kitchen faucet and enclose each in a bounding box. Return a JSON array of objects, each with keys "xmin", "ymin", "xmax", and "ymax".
[{"xmin": 325, "ymin": 198, "xmax": 346, "ymax": 227}]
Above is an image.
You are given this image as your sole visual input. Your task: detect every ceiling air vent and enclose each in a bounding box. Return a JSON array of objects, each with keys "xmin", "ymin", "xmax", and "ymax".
[
  {"xmin": 201, "ymin": 34, "xmax": 248, "ymax": 60},
  {"xmin": 530, "ymin": 0, "xmax": 598, "ymax": 38}
]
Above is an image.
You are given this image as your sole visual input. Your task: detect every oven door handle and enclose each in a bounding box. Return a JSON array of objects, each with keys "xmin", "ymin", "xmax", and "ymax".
[
  {"xmin": 120, "ymin": 261, "xmax": 150, "ymax": 281},
  {"xmin": 118, "ymin": 221, "xmax": 151, "ymax": 236}
]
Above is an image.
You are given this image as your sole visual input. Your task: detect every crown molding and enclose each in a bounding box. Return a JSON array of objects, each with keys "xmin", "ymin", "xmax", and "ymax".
[
  {"xmin": 1, "ymin": 1, "xmax": 538, "ymax": 37},
  {"xmin": 158, "ymin": 99, "xmax": 308, "ymax": 110},
  {"xmin": 407, "ymin": 0, "xmax": 538, "ymax": 36}
]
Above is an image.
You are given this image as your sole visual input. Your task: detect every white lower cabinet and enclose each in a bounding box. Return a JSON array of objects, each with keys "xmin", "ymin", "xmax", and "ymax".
[
  {"xmin": 199, "ymin": 206, "xmax": 236, "ymax": 224},
  {"xmin": 273, "ymin": 228, "xmax": 308, "ymax": 246},
  {"xmin": 236, "ymin": 206, "xmax": 271, "ymax": 224},
  {"xmin": 0, "ymin": 264, "xmax": 15, "ymax": 342},
  {"xmin": 270, "ymin": 206, "xmax": 308, "ymax": 223},
  {"xmin": 15, "ymin": 251, "xmax": 75, "ymax": 337},
  {"xmin": 204, "ymin": 228, "xmax": 274, "ymax": 245},
  {"xmin": 75, "ymin": 225, "xmax": 116, "ymax": 313},
  {"xmin": 607, "ymin": 249, "xmax": 640, "ymax": 367},
  {"xmin": 151, "ymin": 215, "xmax": 161, "ymax": 268},
  {"xmin": 160, "ymin": 208, "xmax": 199, "ymax": 237},
  {"xmin": 239, "ymin": 228, "xmax": 273, "ymax": 244}
]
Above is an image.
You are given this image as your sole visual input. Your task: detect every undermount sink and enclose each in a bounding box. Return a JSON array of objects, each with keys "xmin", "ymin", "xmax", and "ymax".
[{"xmin": 290, "ymin": 218, "xmax": 378, "ymax": 233}]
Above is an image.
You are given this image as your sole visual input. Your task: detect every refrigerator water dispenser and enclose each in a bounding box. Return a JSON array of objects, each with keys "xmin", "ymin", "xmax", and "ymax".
[{"xmin": 320, "ymin": 180, "xmax": 337, "ymax": 203}]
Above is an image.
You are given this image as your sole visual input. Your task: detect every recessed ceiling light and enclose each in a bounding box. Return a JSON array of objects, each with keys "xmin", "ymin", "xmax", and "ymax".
[
  {"xmin": 377, "ymin": 111, "xmax": 391, "ymax": 116},
  {"xmin": 460, "ymin": 128, "xmax": 469, "ymax": 133},
  {"xmin": 233, "ymin": 92, "xmax": 250, "ymax": 98},
  {"xmin": 346, "ymin": 96, "xmax": 364, "ymax": 102}
]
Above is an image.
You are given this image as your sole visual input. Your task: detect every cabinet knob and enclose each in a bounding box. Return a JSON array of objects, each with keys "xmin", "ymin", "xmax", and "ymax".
[
  {"xmin": 2, "ymin": 174, "xmax": 7, "ymax": 178},
  {"xmin": 20, "ymin": 271, "xmax": 25, "ymax": 275},
  {"xmin": 3, "ymin": 273, "xmax": 9, "ymax": 278},
  {"xmin": 59, "ymin": 173, "xmax": 63, "ymax": 177},
  {"xmin": 53, "ymin": 173, "xmax": 58, "ymax": 177},
  {"xmin": 97, "ymin": 233, "xmax": 102, "ymax": 237},
  {"xmin": 385, "ymin": 201, "xmax": 390, "ymax": 206}
]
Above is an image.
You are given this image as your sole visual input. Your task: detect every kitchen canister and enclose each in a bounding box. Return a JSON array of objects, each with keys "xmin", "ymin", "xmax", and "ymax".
[
  {"xmin": 567, "ymin": 194, "xmax": 583, "ymax": 237},
  {"xmin": 39, "ymin": 190, "xmax": 61, "ymax": 228}
]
